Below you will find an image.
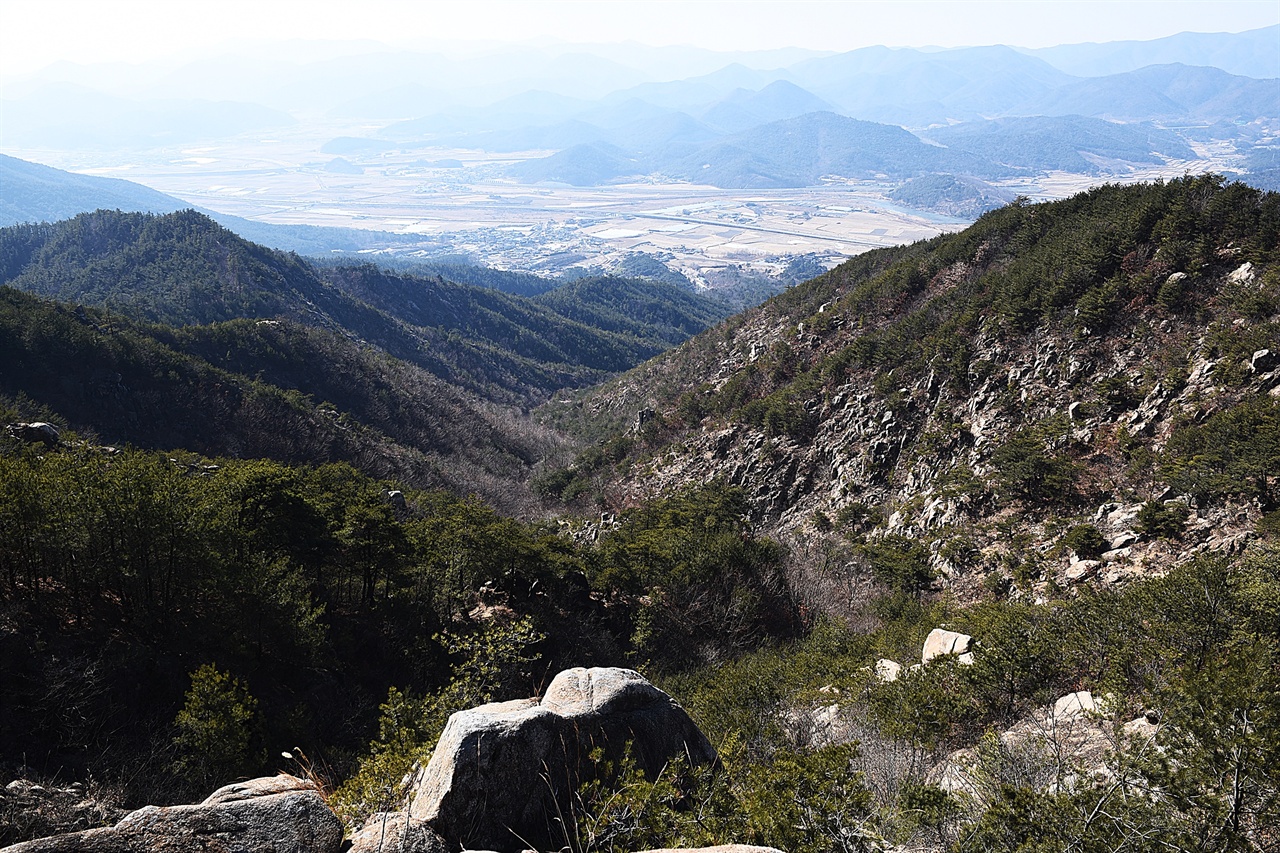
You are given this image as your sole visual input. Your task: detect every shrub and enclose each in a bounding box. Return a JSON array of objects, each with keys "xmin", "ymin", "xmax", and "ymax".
[
  {"xmin": 1136, "ymin": 500, "xmax": 1189, "ymax": 539},
  {"xmin": 172, "ymin": 664, "xmax": 263, "ymax": 792},
  {"xmin": 331, "ymin": 616, "xmax": 545, "ymax": 824},
  {"xmin": 1060, "ymin": 523, "xmax": 1107, "ymax": 560},
  {"xmin": 858, "ymin": 535, "xmax": 934, "ymax": 595},
  {"xmin": 988, "ymin": 430, "xmax": 1079, "ymax": 506}
]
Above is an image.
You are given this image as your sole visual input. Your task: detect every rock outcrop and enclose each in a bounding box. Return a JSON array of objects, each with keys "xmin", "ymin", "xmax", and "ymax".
[
  {"xmin": 0, "ymin": 775, "xmax": 341, "ymax": 853},
  {"xmin": 0, "ymin": 779, "xmax": 125, "ymax": 845},
  {"xmin": 4, "ymin": 423, "xmax": 59, "ymax": 448},
  {"xmin": 349, "ymin": 812, "xmax": 448, "ymax": 853},
  {"xmin": 931, "ymin": 690, "xmax": 1158, "ymax": 799},
  {"xmin": 407, "ymin": 666, "xmax": 716, "ymax": 853},
  {"xmin": 565, "ymin": 189, "xmax": 1280, "ymax": 612}
]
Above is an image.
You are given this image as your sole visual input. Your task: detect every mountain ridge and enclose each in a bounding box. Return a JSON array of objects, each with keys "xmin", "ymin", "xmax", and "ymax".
[
  {"xmin": 0, "ymin": 209, "xmax": 729, "ymax": 405},
  {"xmin": 544, "ymin": 175, "xmax": 1280, "ymax": 605}
]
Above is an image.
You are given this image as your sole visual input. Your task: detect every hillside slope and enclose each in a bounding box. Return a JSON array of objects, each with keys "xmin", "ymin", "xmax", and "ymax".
[
  {"xmin": 0, "ymin": 153, "xmax": 183, "ymax": 226},
  {"xmin": 0, "ymin": 210, "xmax": 726, "ymax": 405},
  {"xmin": 0, "ymin": 288, "xmax": 561, "ymax": 509},
  {"xmin": 547, "ymin": 176, "xmax": 1280, "ymax": 607}
]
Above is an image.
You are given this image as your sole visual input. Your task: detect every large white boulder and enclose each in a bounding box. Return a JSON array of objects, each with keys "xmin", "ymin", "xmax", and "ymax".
[{"xmin": 408, "ymin": 667, "xmax": 716, "ymax": 853}]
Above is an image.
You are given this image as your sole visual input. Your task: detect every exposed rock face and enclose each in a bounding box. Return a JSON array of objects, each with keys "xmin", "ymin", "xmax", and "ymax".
[
  {"xmin": 4, "ymin": 423, "xmax": 59, "ymax": 448},
  {"xmin": 408, "ymin": 667, "xmax": 715, "ymax": 853},
  {"xmin": 570, "ymin": 222, "xmax": 1279, "ymax": 609},
  {"xmin": 0, "ymin": 775, "xmax": 341, "ymax": 853},
  {"xmin": 349, "ymin": 812, "xmax": 448, "ymax": 853}
]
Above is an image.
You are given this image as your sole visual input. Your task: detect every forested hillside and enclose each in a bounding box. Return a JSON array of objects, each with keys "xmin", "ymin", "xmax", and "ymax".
[
  {"xmin": 0, "ymin": 210, "xmax": 728, "ymax": 405},
  {"xmin": 526, "ymin": 174, "xmax": 1280, "ymax": 849},
  {"xmin": 0, "ymin": 289, "xmax": 565, "ymax": 508}
]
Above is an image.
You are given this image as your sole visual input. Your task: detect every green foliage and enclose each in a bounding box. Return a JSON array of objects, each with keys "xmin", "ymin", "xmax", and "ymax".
[
  {"xmin": 896, "ymin": 782, "xmax": 961, "ymax": 848},
  {"xmin": 988, "ymin": 428, "xmax": 1079, "ymax": 506},
  {"xmin": 532, "ymin": 275, "xmax": 731, "ymax": 348},
  {"xmin": 739, "ymin": 389, "xmax": 819, "ymax": 443},
  {"xmin": 868, "ymin": 658, "xmax": 976, "ymax": 750},
  {"xmin": 568, "ymin": 749, "xmax": 738, "ymax": 853},
  {"xmin": 835, "ymin": 501, "xmax": 885, "ymax": 538},
  {"xmin": 172, "ymin": 664, "xmax": 263, "ymax": 791},
  {"xmin": 593, "ymin": 483, "xmax": 798, "ymax": 672},
  {"xmin": 569, "ymin": 742, "xmax": 880, "ymax": 853},
  {"xmin": 858, "ymin": 535, "xmax": 934, "ymax": 595},
  {"xmin": 1059, "ymin": 523, "xmax": 1107, "ymax": 560},
  {"xmin": 1162, "ymin": 396, "xmax": 1280, "ymax": 507},
  {"xmin": 0, "ymin": 210, "xmax": 728, "ymax": 412},
  {"xmin": 331, "ymin": 616, "xmax": 546, "ymax": 823},
  {"xmin": 960, "ymin": 603, "xmax": 1067, "ymax": 721},
  {"xmin": 739, "ymin": 744, "xmax": 878, "ymax": 853},
  {"xmin": 1136, "ymin": 499, "xmax": 1189, "ymax": 539},
  {"xmin": 1143, "ymin": 647, "xmax": 1280, "ymax": 852},
  {"xmin": 666, "ymin": 621, "xmax": 873, "ymax": 762}
]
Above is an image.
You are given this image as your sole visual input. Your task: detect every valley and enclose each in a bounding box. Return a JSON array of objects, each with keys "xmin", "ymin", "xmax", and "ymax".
[{"xmin": 7, "ymin": 118, "xmax": 1242, "ymax": 287}]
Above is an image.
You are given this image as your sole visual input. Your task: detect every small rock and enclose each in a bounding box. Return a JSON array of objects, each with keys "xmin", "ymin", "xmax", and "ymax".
[
  {"xmin": 1106, "ymin": 504, "xmax": 1141, "ymax": 528},
  {"xmin": 5, "ymin": 422, "xmax": 60, "ymax": 448},
  {"xmin": 636, "ymin": 847, "xmax": 786, "ymax": 853},
  {"xmin": 1065, "ymin": 560, "xmax": 1100, "ymax": 582},
  {"xmin": 1123, "ymin": 716, "xmax": 1158, "ymax": 739},
  {"xmin": 1227, "ymin": 261, "xmax": 1255, "ymax": 285},
  {"xmin": 1109, "ymin": 531, "xmax": 1139, "ymax": 550},
  {"xmin": 874, "ymin": 659, "xmax": 902, "ymax": 682},
  {"xmin": 1053, "ymin": 690, "xmax": 1098, "ymax": 720},
  {"xmin": 922, "ymin": 628, "xmax": 973, "ymax": 664},
  {"xmin": 201, "ymin": 773, "xmax": 319, "ymax": 805},
  {"xmin": 350, "ymin": 813, "xmax": 448, "ymax": 853},
  {"xmin": 1251, "ymin": 349, "xmax": 1277, "ymax": 374}
]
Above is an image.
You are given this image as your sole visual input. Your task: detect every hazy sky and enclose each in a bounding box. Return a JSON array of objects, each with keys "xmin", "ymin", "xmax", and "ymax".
[{"xmin": 2, "ymin": 0, "xmax": 1277, "ymax": 76}]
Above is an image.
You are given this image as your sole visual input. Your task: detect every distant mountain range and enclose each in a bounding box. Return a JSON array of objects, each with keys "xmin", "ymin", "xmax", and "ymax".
[
  {"xmin": 3, "ymin": 25, "xmax": 1277, "ymax": 224},
  {"xmin": 1023, "ymin": 25, "xmax": 1280, "ymax": 79},
  {"xmin": 919, "ymin": 116, "xmax": 1196, "ymax": 174},
  {"xmin": 0, "ymin": 152, "xmax": 794, "ymax": 304},
  {"xmin": 507, "ymin": 109, "xmax": 1216, "ymax": 189},
  {"xmin": 356, "ymin": 29, "xmax": 1277, "ymax": 190},
  {"xmin": 0, "ymin": 84, "xmax": 295, "ymax": 149},
  {"xmin": 0, "ymin": 152, "xmax": 421, "ymax": 257}
]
